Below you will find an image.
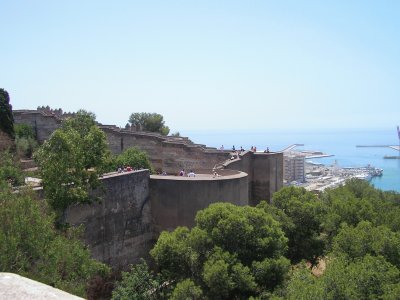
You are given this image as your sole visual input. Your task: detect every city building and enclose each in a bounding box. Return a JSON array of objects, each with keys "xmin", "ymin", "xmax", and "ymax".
[{"xmin": 284, "ymin": 152, "xmax": 305, "ymax": 183}]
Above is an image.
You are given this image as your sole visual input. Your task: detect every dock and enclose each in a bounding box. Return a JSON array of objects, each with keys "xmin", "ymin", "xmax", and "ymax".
[
  {"xmin": 356, "ymin": 145, "xmax": 393, "ymax": 147},
  {"xmin": 281, "ymin": 144, "xmax": 304, "ymax": 152},
  {"xmin": 389, "ymin": 146, "xmax": 400, "ymax": 151},
  {"xmin": 356, "ymin": 145, "xmax": 399, "ymax": 159},
  {"xmin": 305, "ymin": 154, "xmax": 335, "ymax": 159},
  {"xmin": 356, "ymin": 145, "xmax": 399, "ymax": 151}
]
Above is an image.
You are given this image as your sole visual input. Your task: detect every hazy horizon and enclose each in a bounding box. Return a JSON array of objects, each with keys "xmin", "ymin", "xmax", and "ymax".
[{"xmin": 1, "ymin": 1, "xmax": 399, "ymax": 131}]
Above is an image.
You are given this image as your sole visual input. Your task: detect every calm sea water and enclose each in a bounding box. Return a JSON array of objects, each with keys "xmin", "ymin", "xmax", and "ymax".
[{"xmin": 181, "ymin": 128, "xmax": 400, "ymax": 192}]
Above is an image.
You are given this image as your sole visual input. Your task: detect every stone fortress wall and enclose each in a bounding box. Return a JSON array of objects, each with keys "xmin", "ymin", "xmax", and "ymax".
[
  {"xmin": 65, "ymin": 169, "xmax": 251, "ymax": 268},
  {"xmin": 150, "ymin": 169, "xmax": 249, "ymax": 233},
  {"xmin": 65, "ymin": 170, "xmax": 154, "ymax": 268},
  {"xmin": 13, "ymin": 108, "xmax": 283, "ymax": 269},
  {"xmin": 13, "ymin": 109, "xmax": 228, "ymax": 173}
]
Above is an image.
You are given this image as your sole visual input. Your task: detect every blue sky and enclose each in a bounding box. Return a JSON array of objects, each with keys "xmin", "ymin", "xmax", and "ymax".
[{"xmin": 1, "ymin": 1, "xmax": 399, "ymax": 131}]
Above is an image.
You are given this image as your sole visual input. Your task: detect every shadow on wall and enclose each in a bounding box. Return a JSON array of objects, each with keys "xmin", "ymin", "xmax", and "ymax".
[{"xmin": 150, "ymin": 170, "xmax": 249, "ymax": 232}]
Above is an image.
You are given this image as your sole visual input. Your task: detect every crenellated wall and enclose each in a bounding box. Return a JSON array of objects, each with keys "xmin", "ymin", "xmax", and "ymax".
[
  {"xmin": 14, "ymin": 109, "xmax": 284, "ymax": 269},
  {"xmin": 13, "ymin": 110, "xmax": 230, "ymax": 173},
  {"xmin": 13, "ymin": 110, "xmax": 62, "ymax": 143}
]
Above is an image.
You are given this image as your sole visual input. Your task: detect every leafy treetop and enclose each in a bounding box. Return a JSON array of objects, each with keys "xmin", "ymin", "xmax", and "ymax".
[
  {"xmin": 129, "ymin": 112, "xmax": 170, "ymax": 136},
  {"xmin": 0, "ymin": 88, "xmax": 14, "ymax": 138},
  {"xmin": 0, "ymin": 150, "xmax": 109, "ymax": 298},
  {"xmin": 35, "ymin": 110, "xmax": 109, "ymax": 215},
  {"xmin": 149, "ymin": 203, "xmax": 289, "ymax": 299}
]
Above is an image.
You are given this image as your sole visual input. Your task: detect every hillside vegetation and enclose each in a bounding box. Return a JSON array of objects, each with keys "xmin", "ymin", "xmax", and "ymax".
[{"xmin": 114, "ymin": 180, "xmax": 400, "ymax": 300}]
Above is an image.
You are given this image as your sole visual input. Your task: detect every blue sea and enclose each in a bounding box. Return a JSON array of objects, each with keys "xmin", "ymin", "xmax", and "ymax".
[{"xmin": 182, "ymin": 128, "xmax": 400, "ymax": 193}]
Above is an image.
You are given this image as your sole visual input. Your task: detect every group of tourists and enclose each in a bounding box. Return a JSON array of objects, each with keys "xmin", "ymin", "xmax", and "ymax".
[
  {"xmin": 117, "ymin": 166, "xmax": 134, "ymax": 173},
  {"xmin": 179, "ymin": 169, "xmax": 196, "ymax": 177}
]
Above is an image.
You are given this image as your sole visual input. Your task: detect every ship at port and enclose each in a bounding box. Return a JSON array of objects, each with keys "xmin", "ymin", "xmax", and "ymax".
[{"xmin": 283, "ymin": 145, "xmax": 384, "ymax": 192}]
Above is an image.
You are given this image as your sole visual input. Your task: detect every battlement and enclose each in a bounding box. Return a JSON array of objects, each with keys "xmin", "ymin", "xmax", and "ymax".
[
  {"xmin": 13, "ymin": 108, "xmax": 283, "ymax": 270},
  {"xmin": 13, "ymin": 109, "xmax": 229, "ymax": 173},
  {"xmin": 36, "ymin": 106, "xmax": 76, "ymax": 119},
  {"xmin": 13, "ymin": 108, "xmax": 282, "ymax": 203}
]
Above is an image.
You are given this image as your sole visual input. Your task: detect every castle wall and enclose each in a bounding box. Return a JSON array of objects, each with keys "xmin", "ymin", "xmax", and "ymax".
[
  {"xmin": 63, "ymin": 169, "xmax": 249, "ymax": 269},
  {"xmin": 149, "ymin": 170, "xmax": 249, "ymax": 233},
  {"xmin": 223, "ymin": 151, "xmax": 283, "ymax": 205},
  {"xmin": 13, "ymin": 111, "xmax": 230, "ymax": 175},
  {"xmin": 13, "ymin": 109, "xmax": 284, "ymax": 269},
  {"xmin": 101, "ymin": 125, "xmax": 229, "ymax": 173},
  {"xmin": 13, "ymin": 111, "xmax": 61, "ymax": 143},
  {"xmin": 252, "ymin": 152, "xmax": 283, "ymax": 204},
  {"xmin": 64, "ymin": 170, "xmax": 153, "ymax": 269}
]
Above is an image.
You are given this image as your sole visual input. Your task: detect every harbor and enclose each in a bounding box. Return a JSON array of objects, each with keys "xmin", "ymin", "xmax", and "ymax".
[
  {"xmin": 283, "ymin": 144, "xmax": 385, "ymax": 193},
  {"xmin": 301, "ymin": 162, "xmax": 383, "ymax": 192}
]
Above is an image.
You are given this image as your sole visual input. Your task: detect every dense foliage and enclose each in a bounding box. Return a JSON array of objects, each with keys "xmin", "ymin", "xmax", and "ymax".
[
  {"xmin": 107, "ymin": 147, "xmax": 153, "ymax": 173},
  {"xmin": 14, "ymin": 123, "xmax": 38, "ymax": 158},
  {"xmin": 0, "ymin": 88, "xmax": 14, "ymax": 138},
  {"xmin": 0, "ymin": 150, "xmax": 24, "ymax": 186},
  {"xmin": 129, "ymin": 112, "xmax": 170, "ymax": 136},
  {"xmin": 0, "ymin": 150, "xmax": 110, "ymax": 298},
  {"xmin": 112, "ymin": 260, "xmax": 162, "ymax": 300},
  {"xmin": 35, "ymin": 110, "xmax": 109, "ymax": 215},
  {"xmin": 116, "ymin": 203, "xmax": 290, "ymax": 299},
  {"xmin": 115, "ymin": 180, "xmax": 400, "ymax": 299},
  {"xmin": 259, "ymin": 186, "xmax": 324, "ymax": 264}
]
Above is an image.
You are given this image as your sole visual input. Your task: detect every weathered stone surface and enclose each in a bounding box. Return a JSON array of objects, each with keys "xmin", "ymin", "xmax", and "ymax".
[
  {"xmin": 13, "ymin": 110, "xmax": 230, "ymax": 174},
  {"xmin": 150, "ymin": 170, "xmax": 249, "ymax": 233},
  {"xmin": 224, "ymin": 151, "xmax": 283, "ymax": 204},
  {"xmin": 65, "ymin": 170, "xmax": 153, "ymax": 269},
  {"xmin": 13, "ymin": 110, "xmax": 61, "ymax": 143},
  {"xmin": 0, "ymin": 273, "xmax": 83, "ymax": 300},
  {"xmin": 14, "ymin": 109, "xmax": 284, "ymax": 270}
]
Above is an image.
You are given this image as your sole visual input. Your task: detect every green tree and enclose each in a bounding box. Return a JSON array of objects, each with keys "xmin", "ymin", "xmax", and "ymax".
[
  {"xmin": 111, "ymin": 147, "xmax": 153, "ymax": 172},
  {"xmin": 150, "ymin": 203, "xmax": 289, "ymax": 299},
  {"xmin": 0, "ymin": 150, "xmax": 24, "ymax": 186},
  {"xmin": 170, "ymin": 279, "xmax": 203, "ymax": 300},
  {"xmin": 14, "ymin": 123, "xmax": 36, "ymax": 139},
  {"xmin": 128, "ymin": 112, "xmax": 170, "ymax": 136},
  {"xmin": 202, "ymin": 247, "xmax": 257, "ymax": 298},
  {"xmin": 14, "ymin": 123, "xmax": 38, "ymax": 158},
  {"xmin": 170, "ymin": 131, "xmax": 181, "ymax": 137},
  {"xmin": 332, "ymin": 221, "xmax": 400, "ymax": 268},
  {"xmin": 319, "ymin": 179, "xmax": 400, "ymax": 247},
  {"xmin": 35, "ymin": 110, "xmax": 109, "ymax": 215},
  {"xmin": 111, "ymin": 260, "xmax": 162, "ymax": 300},
  {"xmin": 286, "ymin": 255, "xmax": 400, "ymax": 300},
  {"xmin": 0, "ymin": 88, "xmax": 14, "ymax": 138},
  {"xmin": 0, "ymin": 182, "xmax": 109, "ymax": 297},
  {"xmin": 259, "ymin": 186, "xmax": 324, "ymax": 264}
]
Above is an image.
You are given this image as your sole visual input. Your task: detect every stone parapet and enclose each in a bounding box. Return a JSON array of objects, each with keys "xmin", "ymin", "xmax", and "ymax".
[
  {"xmin": 0, "ymin": 273, "xmax": 83, "ymax": 300},
  {"xmin": 150, "ymin": 170, "xmax": 249, "ymax": 232}
]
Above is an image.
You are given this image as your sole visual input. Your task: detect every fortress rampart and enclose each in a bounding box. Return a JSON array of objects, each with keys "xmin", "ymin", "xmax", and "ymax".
[
  {"xmin": 13, "ymin": 108, "xmax": 283, "ymax": 269},
  {"xmin": 63, "ymin": 169, "xmax": 250, "ymax": 269},
  {"xmin": 150, "ymin": 170, "xmax": 249, "ymax": 233},
  {"xmin": 65, "ymin": 170, "xmax": 154, "ymax": 268},
  {"xmin": 13, "ymin": 110, "xmax": 229, "ymax": 173}
]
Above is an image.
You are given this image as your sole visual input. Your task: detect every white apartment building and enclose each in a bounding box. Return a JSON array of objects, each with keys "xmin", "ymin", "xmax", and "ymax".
[{"xmin": 284, "ymin": 153, "xmax": 305, "ymax": 183}]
